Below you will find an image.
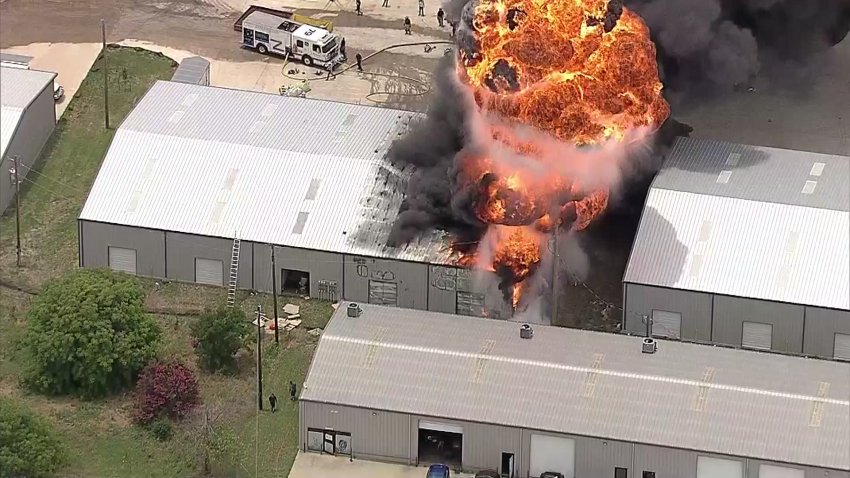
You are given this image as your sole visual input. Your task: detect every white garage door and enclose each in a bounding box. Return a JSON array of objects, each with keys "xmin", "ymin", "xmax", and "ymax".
[
  {"xmin": 758, "ymin": 464, "xmax": 804, "ymax": 478},
  {"xmin": 195, "ymin": 258, "xmax": 223, "ymax": 286},
  {"xmin": 108, "ymin": 247, "xmax": 137, "ymax": 275},
  {"xmin": 529, "ymin": 434, "xmax": 575, "ymax": 478},
  {"xmin": 742, "ymin": 321, "xmax": 772, "ymax": 350},
  {"xmin": 697, "ymin": 456, "xmax": 743, "ymax": 478},
  {"xmin": 834, "ymin": 333, "xmax": 850, "ymax": 361},
  {"xmin": 368, "ymin": 280, "xmax": 398, "ymax": 306},
  {"xmin": 651, "ymin": 310, "xmax": 681, "ymax": 339}
]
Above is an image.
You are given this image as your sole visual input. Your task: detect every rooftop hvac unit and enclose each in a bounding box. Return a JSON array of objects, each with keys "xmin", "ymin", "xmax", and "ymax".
[
  {"xmin": 642, "ymin": 338, "xmax": 657, "ymax": 354},
  {"xmin": 520, "ymin": 324, "xmax": 533, "ymax": 339},
  {"xmin": 347, "ymin": 303, "xmax": 362, "ymax": 318}
]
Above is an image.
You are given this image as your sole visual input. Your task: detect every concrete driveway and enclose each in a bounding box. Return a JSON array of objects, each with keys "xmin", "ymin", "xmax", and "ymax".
[{"xmin": 288, "ymin": 451, "xmax": 478, "ymax": 478}]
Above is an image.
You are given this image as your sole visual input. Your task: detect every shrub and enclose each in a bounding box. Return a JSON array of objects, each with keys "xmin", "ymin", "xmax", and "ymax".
[
  {"xmin": 23, "ymin": 268, "xmax": 162, "ymax": 398},
  {"xmin": 190, "ymin": 307, "xmax": 250, "ymax": 373},
  {"xmin": 132, "ymin": 359, "xmax": 200, "ymax": 425},
  {"xmin": 147, "ymin": 418, "xmax": 174, "ymax": 442},
  {"xmin": 0, "ymin": 397, "xmax": 66, "ymax": 477}
]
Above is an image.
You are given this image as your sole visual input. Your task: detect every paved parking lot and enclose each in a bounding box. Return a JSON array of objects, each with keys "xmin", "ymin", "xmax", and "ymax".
[{"xmin": 288, "ymin": 451, "xmax": 478, "ymax": 478}]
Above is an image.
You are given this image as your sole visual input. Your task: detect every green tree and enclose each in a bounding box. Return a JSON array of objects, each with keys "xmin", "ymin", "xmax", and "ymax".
[
  {"xmin": 190, "ymin": 307, "xmax": 250, "ymax": 373},
  {"xmin": 0, "ymin": 397, "xmax": 67, "ymax": 478},
  {"xmin": 23, "ymin": 268, "xmax": 161, "ymax": 398}
]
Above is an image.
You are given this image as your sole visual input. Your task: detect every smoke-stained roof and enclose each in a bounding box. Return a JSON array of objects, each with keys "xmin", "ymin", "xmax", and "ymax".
[
  {"xmin": 624, "ymin": 136, "xmax": 850, "ymax": 310},
  {"xmin": 79, "ymin": 81, "xmax": 452, "ymax": 264},
  {"xmin": 303, "ymin": 302, "xmax": 850, "ymax": 470}
]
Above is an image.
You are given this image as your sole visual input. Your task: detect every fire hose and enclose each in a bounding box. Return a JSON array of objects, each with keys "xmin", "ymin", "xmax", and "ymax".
[{"xmin": 278, "ymin": 40, "xmax": 455, "ymax": 104}]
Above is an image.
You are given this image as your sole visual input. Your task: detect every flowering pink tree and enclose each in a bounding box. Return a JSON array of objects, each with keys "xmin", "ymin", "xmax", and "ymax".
[{"xmin": 132, "ymin": 360, "xmax": 201, "ymax": 425}]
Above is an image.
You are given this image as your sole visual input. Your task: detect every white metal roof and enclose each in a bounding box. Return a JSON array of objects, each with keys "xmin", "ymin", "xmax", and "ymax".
[
  {"xmin": 303, "ymin": 302, "xmax": 850, "ymax": 470},
  {"xmin": 0, "ymin": 66, "xmax": 55, "ymax": 159},
  {"xmin": 624, "ymin": 137, "xmax": 850, "ymax": 310},
  {"xmin": 79, "ymin": 81, "xmax": 452, "ymax": 264}
]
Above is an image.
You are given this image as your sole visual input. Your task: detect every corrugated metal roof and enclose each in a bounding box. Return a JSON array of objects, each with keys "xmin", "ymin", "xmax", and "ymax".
[
  {"xmin": 0, "ymin": 107, "xmax": 23, "ymax": 159},
  {"xmin": 303, "ymin": 303, "xmax": 850, "ymax": 470},
  {"xmin": 79, "ymin": 81, "xmax": 452, "ymax": 264},
  {"xmin": 654, "ymin": 137, "xmax": 850, "ymax": 211},
  {"xmin": 624, "ymin": 188, "xmax": 849, "ymax": 310},
  {"xmin": 171, "ymin": 57, "xmax": 209, "ymax": 85},
  {"xmin": 0, "ymin": 66, "xmax": 55, "ymax": 109}
]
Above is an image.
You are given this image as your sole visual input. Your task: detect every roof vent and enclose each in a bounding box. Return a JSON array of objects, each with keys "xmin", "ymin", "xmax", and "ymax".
[
  {"xmin": 520, "ymin": 324, "xmax": 533, "ymax": 339},
  {"xmin": 347, "ymin": 303, "xmax": 362, "ymax": 318},
  {"xmin": 642, "ymin": 338, "xmax": 657, "ymax": 354}
]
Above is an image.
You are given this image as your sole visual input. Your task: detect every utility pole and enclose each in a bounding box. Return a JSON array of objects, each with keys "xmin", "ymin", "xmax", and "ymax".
[
  {"xmin": 550, "ymin": 228, "xmax": 559, "ymax": 325},
  {"xmin": 12, "ymin": 156, "xmax": 21, "ymax": 267},
  {"xmin": 101, "ymin": 19, "xmax": 110, "ymax": 129},
  {"xmin": 271, "ymin": 246, "xmax": 279, "ymax": 343},
  {"xmin": 256, "ymin": 305, "xmax": 263, "ymax": 411}
]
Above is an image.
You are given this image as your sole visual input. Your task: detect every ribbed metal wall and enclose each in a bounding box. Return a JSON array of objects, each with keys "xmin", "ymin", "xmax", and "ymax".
[
  {"xmin": 624, "ymin": 284, "xmax": 713, "ymax": 341},
  {"xmin": 80, "ymin": 221, "xmax": 166, "ymax": 278},
  {"xmin": 342, "ymin": 255, "xmax": 429, "ymax": 310},
  {"xmin": 165, "ymin": 231, "xmax": 253, "ymax": 289},
  {"xmin": 712, "ymin": 295, "xmax": 804, "ymax": 353},
  {"xmin": 252, "ymin": 244, "xmax": 344, "ymax": 300},
  {"xmin": 804, "ymin": 307, "xmax": 850, "ymax": 359}
]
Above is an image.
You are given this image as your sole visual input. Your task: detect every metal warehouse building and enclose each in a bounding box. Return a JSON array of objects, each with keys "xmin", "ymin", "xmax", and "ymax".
[
  {"xmin": 0, "ymin": 61, "xmax": 57, "ymax": 213},
  {"xmin": 78, "ymin": 81, "xmax": 511, "ymax": 318},
  {"xmin": 300, "ymin": 302, "xmax": 849, "ymax": 478},
  {"xmin": 623, "ymin": 137, "xmax": 850, "ymax": 361}
]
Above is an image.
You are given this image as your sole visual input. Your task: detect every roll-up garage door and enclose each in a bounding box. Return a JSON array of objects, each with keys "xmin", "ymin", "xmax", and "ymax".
[
  {"xmin": 834, "ymin": 334, "xmax": 850, "ymax": 361},
  {"xmin": 108, "ymin": 247, "xmax": 137, "ymax": 275},
  {"xmin": 742, "ymin": 321, "xmax": 772, "ymax": 350},
  {"xmin": 696, "ymin": 456, "xmax": 743, "ymax": 478},
  {"xmin": 368, "ymin": 280, "xmax": 397, "ymax": 306},
  {"xmin": 758, "ymin": 464, "xmax": 804, "ymax": 478},
  {"xmin": 457, "ymin": 291, "xmax": 485, "ymax": 317},
  {"xmin": 419, "ymin": 421, "xmax": 463, "ymax": 434},
  {"xmin": 195, "ymin": 258, "xmax": 223, "ymax": 286},
  {"xmin": 651, "ymin": 310, "xmax": 681, "ymax": 339},
  {"xmin": 529, "ymin": 434, "xmax": 575, "ymax": 478}
]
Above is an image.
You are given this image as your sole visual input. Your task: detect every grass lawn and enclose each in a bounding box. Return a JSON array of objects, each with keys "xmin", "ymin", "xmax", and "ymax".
[{"xmin": 0, "ymin": 46, "xmax": 335, "ymax": 477}]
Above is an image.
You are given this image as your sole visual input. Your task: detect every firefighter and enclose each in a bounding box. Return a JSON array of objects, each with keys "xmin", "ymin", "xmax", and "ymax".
[
  {"xmin": 418, "ymin": 0, "xmax": 425, "ymax": 16},
  {"xmin": 355, "ymin": 0, "xmax": 362, "ymax": 15},
  {"xmin": 268, "ymin": 393, "xmax": 277, "ymax": 412},
  {"xmin": 355, "ymin": 53, "xmax": 363, "ymax": 71},
  {"xmin": 404, "ymin": 16, "xmax": 412, "ymax": 35},
  {"xmin": 289, "ymin": 381, "xmax": 298, "ymax": 401},
  {"xmin": 437, "ymin": 7, "xmax": 444, "ymax": 27}
]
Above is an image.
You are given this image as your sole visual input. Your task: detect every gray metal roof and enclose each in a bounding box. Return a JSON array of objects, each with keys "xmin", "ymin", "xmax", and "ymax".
[
  {"xmin": 244, "ymin": 10, "xmax": 289, "ymax": 30},
  {"xmin": 1, "ymin": 66, "xmax": 56, "ymax": 159},
  {"xmin": 0, "ymin": 53, "xmax": 33, "ymax": 66},
  {"xmin": 654, "ymin": 137, "xmax": 849, "ymax": 211},
  {"xmin": 0, "ymin": 66, "xmax": 55, "ymax": 109},
  {"xmin": 624, "ymin": 136, "xmax": 850, "ymax": 310},
  {"xmin": 302, "ymin": 302, "xmax": 850, "ymax": 470},
  {"xmin": 79, "ymin": 81, "xmax": 452, "ymax": 264},
  {"xmin": 171, "ymin": 57, "xmax": 209, "ymax": 85}
]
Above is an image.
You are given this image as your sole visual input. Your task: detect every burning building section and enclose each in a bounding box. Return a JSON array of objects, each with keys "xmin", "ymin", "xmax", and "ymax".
[{"xmin": 389, "ymin": 0, "xmax": 670, "ymax": 315}]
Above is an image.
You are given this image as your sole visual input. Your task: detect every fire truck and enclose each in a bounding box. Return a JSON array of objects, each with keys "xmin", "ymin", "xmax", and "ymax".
[{"xmin": 241, "ymin": 10, "xmax": 343, "ymax": 69}]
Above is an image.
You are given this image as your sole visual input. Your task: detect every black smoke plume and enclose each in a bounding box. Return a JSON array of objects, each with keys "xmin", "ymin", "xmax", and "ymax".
[{"xmin": 386, "ymin": 0, "xmax": 849, "ymax": 247}]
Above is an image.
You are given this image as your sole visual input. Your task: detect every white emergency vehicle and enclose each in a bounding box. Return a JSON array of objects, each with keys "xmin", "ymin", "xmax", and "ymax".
[{"xmin": 241, "ymin": 11, "xmax": 342, "ymax": 69}]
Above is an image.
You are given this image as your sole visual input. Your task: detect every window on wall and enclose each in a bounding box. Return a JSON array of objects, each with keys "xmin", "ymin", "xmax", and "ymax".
[
  {"xmin": 741, "ymin": 321, "xmax": 772, "ymax": 350},
  {"xmin": 834, "ymin": 333, "xmax": 850, "ymax": 361},
  {"xmin": 650, "ymin": 310, "xmax": 681, "ymax": 339},
  {"xmin": 614, "ymin": 467, "xmax": 628, "ymax": 478}
]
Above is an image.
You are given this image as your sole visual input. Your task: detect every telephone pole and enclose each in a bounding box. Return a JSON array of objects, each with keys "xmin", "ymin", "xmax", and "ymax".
[
  {"xmin": 271, "ymin": 246, "xmax": 279, "ymax": 343},
  {"xmin": 256, "ymin": 306, "xmax": 263, "ymax": 411},
  {"xmin": 13, "ymin": 156, "xmax": 21, "ymax": 267},
  {"xmin": 101, "ymin": 19, "xmax": 110, "ymax": 129},
  {"xmin": 551, "ymin": 228, "xmax": 559, "ymax": 324}
]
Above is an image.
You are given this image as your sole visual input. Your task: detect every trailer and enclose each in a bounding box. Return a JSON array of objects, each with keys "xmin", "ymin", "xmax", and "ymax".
[{"xmin": 242, "ymin": 11, "xmax": 342, "ymax": 69}]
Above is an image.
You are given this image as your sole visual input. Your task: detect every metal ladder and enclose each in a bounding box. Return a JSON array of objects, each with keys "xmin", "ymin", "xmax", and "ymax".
[{"xmin": 226, "ymin": 236, "xmax": 241, "ymax": 308}]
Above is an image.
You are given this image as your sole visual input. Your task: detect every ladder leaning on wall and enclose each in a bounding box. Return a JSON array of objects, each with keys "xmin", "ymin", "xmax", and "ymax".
[{"xmin": 226, "ymin": 234, "xmax": 241, "ymax": 308}]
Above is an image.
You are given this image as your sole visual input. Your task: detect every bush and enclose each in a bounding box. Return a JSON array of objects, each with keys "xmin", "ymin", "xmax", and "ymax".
[
  {"xmin": 132, "ymin": 360, "xmax": 200, "ymax": 425},
  {"xmin": 190, "ymin": 307, "xmax": 250, "ymax": 373},
  {"xmin": 147, "ymin": 418, "xmax": 174, "ymax": 442},
  {"xmin": 0, "ymin": 397, "xmax": 66, "ymax": 477},
  {"xmin": 23, "ymin": 268, "xmax": 162, "ymax": 398}
]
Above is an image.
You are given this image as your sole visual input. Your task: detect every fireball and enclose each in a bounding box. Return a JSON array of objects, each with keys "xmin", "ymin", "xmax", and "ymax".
[{"xmin": 452, "ymin": 0, "xmax": 670, "ymax": 311}]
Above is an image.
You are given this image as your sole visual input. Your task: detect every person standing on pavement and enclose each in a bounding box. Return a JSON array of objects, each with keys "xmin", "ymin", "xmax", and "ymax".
[
  {"xmin": 437, "ymin": 7, "xmax": 444, "ymax": 27},
  {"xmin": 382, "ymin": 0, "xmax": 389, "ymax": 7},
  {"xmin": 404, "ymin": 16, "xmax": 412, "ymax": 34},
  {"xmin": 340, "ymin": 37, "xmax": 346, "ymax": 60},
  {"xmin": 355, "ymin": 0, "xmax": 362, "ymax": 15},
  {"xmin": 418, "ymin": 0, "xmax": 425, "ymax": 16},
  {"xmin": 355, "ymin": 53, "xmax": 363, "ymax": 71}
]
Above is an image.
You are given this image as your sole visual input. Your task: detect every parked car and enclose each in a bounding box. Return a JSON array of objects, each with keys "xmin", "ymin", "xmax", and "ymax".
[{"xmin": 426, "ymin": 464, "xmax": 451, "ymax": 478}]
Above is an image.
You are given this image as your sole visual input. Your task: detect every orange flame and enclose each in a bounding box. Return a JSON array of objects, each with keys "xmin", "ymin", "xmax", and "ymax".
[{"xmin": 452, "ymin": 0, "xmax": 669, "ymax": 310}]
